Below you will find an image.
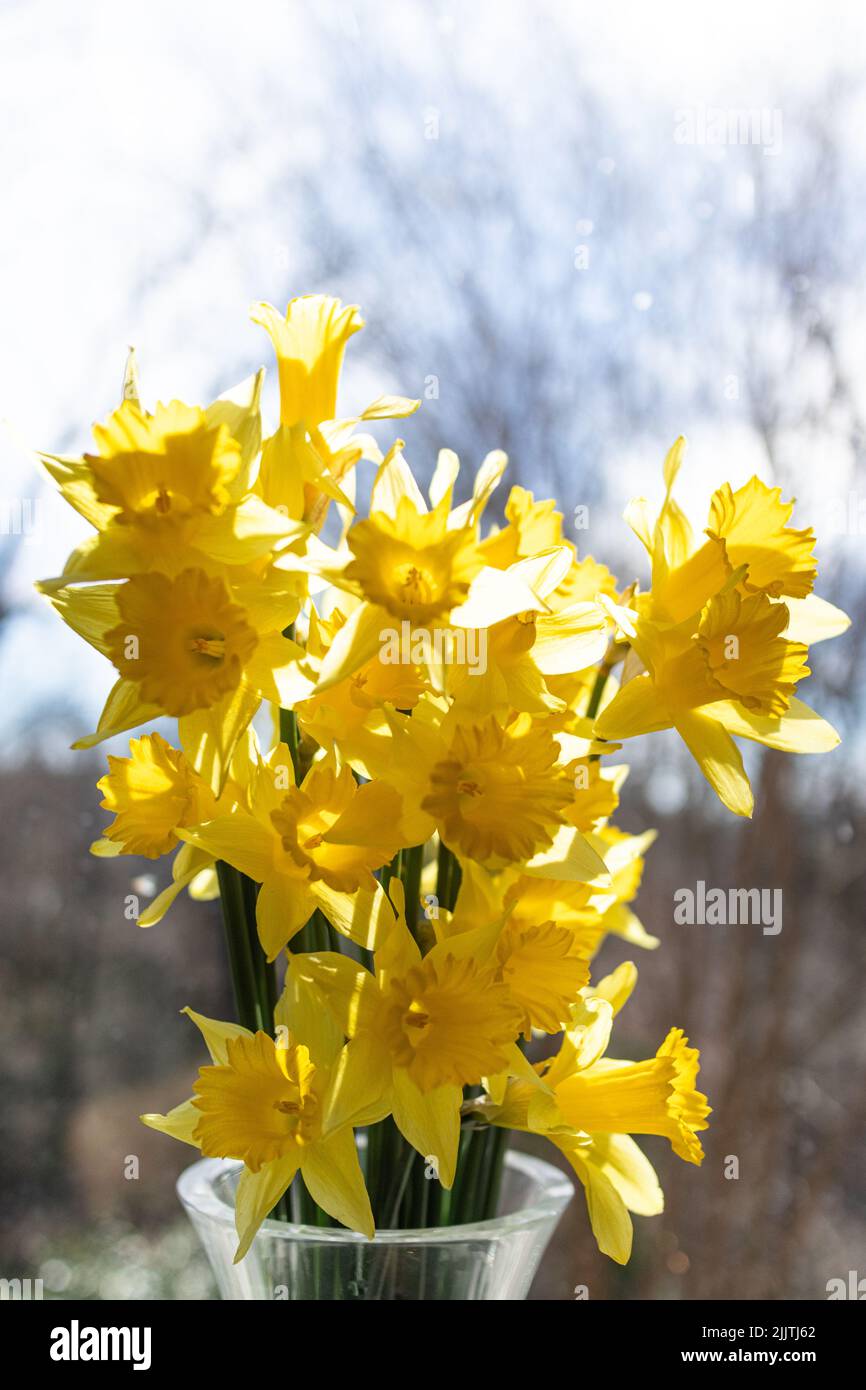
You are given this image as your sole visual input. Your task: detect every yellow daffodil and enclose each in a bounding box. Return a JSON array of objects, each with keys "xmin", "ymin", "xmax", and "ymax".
[
  {"xmin": 474, "ymin": 962, "xmax": 710, "ymax": 1262},
  {"xmin": 288, "ymin": 884, "xmax": 530, "ymax": 1187},
  {"xmin": 341, "ymin": 697, "xmax": 611, "ymax": 881},
  {"xmin": 89, "ymin": 730, "xmax": 250, "ymax": 927},
  {"xmin": 39, "ymin": 375, "xmax": 306, "ymax": 587},
  {"xmin": 142, "ymin": 1007, "xmax": 376, "ymax": 1259},
  {"xmin": 309, "ymin": 443, "xmax": 507, "ymax": 691},
  {"xmin": 422, "ymin": 713, "xmax": 574, "ymax": 864},
  {"xmin": 96, "ymin": 731, "xmax": 218, "ymax": 858},
  {"xmin": 177, "ymin": 744, "xmax": 403, "ymax": 959},
  {"xmin": 40, "ymin": 567, "xmax": 309, "ymax": 792},
  {"xmin": 251, "ymin": 294, "xmax": 419, "ymax": 530},
  {"xmin": 595, "ymin": 439, "xmax": 847, "ymax": 816},
  {"xmin": 493, "ymin": 920, "xmax": 591, "ymax": 1038}
]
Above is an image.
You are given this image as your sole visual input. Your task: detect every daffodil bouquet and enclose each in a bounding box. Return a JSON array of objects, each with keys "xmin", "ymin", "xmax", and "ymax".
[{"xmin": 37, "ymin": 296, "xmax": 848, "ymax": 1280}]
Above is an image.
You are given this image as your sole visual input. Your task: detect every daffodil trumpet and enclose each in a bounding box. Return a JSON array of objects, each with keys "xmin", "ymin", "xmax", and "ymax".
[{"xmin": 38, "ymin": 298, "xmax": 848, "ymax": 1278}]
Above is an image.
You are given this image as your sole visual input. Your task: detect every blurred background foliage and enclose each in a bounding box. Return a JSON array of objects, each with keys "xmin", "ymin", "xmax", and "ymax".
[{"xmin": 1, "ymin": 0, "xmax": 864, "ymax": 1299}]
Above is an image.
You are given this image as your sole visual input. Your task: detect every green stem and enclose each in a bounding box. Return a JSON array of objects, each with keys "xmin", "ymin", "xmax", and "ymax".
[
  {"xmin": 478, "ymin": 1125, "xmax": 509, "ymax": 1219},
  {"xmin": 279, "ymin": 704, "xmax": 302, "ymax": 784},
  {"xmin": 400, "ymin": 843, "xmax": 424, "ymax": 941},
  {"xmin": 585, "ymin": 661, "xmax": 613, "ymax": 763},
  {"xmin": 215, "ymin": 862, "xmax": 261, "ymax": 1033},
  {"xmin": 435, "ymin": 839, "xmax": 461, "ymax": 913}
]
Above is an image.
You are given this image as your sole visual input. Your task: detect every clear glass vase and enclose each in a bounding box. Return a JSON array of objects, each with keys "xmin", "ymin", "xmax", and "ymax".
[{"xmin": 177, "ymin": 1148, "xmax": 573, "ymax": 1301}]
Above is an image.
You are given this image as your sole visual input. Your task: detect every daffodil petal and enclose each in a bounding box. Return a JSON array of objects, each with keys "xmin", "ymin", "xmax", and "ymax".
[
  {"xmin": 554, "ymin": 1137, "xmax": 633, "ymax": 1265},
  {"xmin": 181, "ymin": 1006, "xmax": 254, "ymax": 1064},
  {"xmin": 674, "ymin": 708, "xmax": 754, "ymax": 818},
  {"xmin": 177, "ymin": 815, "xmax": 275, "ymax": 883},
  {"xmin": 391, "ymin": 1071, "xmax": 461, "ymax": 1191},
  {"xmin": 300, "ymin": 1129, "xmax": 374, "ymax": 1238},
  {"xmin": 706, "ymin": 697, "xmax": 841, "ymax": 754},
  {"xmin": 594, "ymin": 674, "xmax": 672, "ymax": 741},
  {"xmin": 235, "ymin": 1157, "xmax": 300, "ymax": 1262},
  {"xmin": 140, "ymin": 1098, "xmax": 200, "ymax": 1147},
  {"xmin": 323, "ymin": 1035, "xmax": 392, "ymax": 1134},
  {"xmin": 256, "ymin": 877, "xmax": 315, "ymax": 961},
  {"xmin": 522, "ymin": 825, "xmax": 610, "ymax": 884}
]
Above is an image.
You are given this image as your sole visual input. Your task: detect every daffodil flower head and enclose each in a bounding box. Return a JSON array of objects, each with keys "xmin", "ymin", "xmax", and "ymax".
[
  {"xmin": 345, "ymin": 495, "xmax": 480, "ymax": 624},
  {"xmin": 270, "ymin": 762, "xmax": 402, "ymax": 893},
  {"xmin": 86, "ymin": 399, "xmax": 242, "ymax": 526},
  {"xmin": 495, "ymin": 920, "xmax": 591, "ymax": 1038},
  {"xmin": 706, "ymin": 476, "xmax": 817, "ymax": 600},
  {"xmin": 251, "ymin": 295, "xmax": 364, "ymax": 430},
  {"xmin": 379, "ymin": 951, "xmax": 519, "ymax": 1092},
  {"xmin": 695, "ymin": 588, "xmax": 810, "ymax": 717},
  {"xmin": 105, "ymin": 568, "xmax": 258, "ymax": 717},
  {"xmin": 98, "ymin": 731, "xmax": 218, "ymax": 857},
  {"xmin": 421, "ymin": 712, "xmax": 573, "ymax": 863},
  {"xmin": 192, "ymin": 1030, "xmax": 320, "ymax": 1171},
  {"xmin": 554, "ymin": 1026, "xmax": 710, "ymax": 1165}
]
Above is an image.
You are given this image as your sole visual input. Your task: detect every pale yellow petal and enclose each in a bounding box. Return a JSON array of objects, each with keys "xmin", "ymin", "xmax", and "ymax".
[
  {"xmin": 674, "ymin": 708, "xmax": 753, "ymax": 818},
  {"xmin": 140, "ymin": 1098, "xmax": 200, "ymax": 1147},
  {"xmin": 554, "ymin": 1137, "xmax": 633, "ymax": 1265},
  {"xmin": 181, "ymin": 1006, "xmax": 254, "ymax": 1064},
  {"xmin": 391, "ymin": 1070, "xmax": 462, "ymax": 1190},
  {"xmin": 707, "ymin": 697, "xmax": 841, "ymax": 754},
  {"xmin": 235, "ymin": 1157, "xmax": 300, "ymax": 1261},
  {"xmin": 300, "ymin": 1129, "xmax": 374, "ymax": 1237}
]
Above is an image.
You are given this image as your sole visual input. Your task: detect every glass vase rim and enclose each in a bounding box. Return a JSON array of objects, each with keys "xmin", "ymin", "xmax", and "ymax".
[{"xmin": 177, "ymin": 1148, "xmax": 574, "ymax": 1247}]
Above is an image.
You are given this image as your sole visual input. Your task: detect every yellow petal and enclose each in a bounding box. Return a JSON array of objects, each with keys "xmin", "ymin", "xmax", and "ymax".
[
  {"xmin": 521, "ymin": 825, "xmax": 610, "ymax": 884},
  {"xmin": 234, "ymin": 1156, "xmax": 300, "ymax": 1261},
  {"xmin": 782, "ymin": 593, "xmax": 850, "ymax": 644},
  {"xmin": 310, "ymin": 880, "xmax": 398, "ymax": 952},
  {"xmin": 323, "ymin": 1035, "xmax": 392, "ymax": 1133},
  {"xmin": 177, "ymin": 815, "xmax": 275, "ymax": 883},
  {"xmin": 140, "ymin": 1098, "xmax": 200, "ymax": 1147},
  {"xmin": 449, "ymin": 565, "xmax": 542, "ymax": 628},
  {"xmin": 674, "ymin": 708, "xmax": 754, "ymax": 818},
  {"xmin": 181, "ymin": 1005, "xmax": 254, "ymax": 1064},
  {"xmin": 71, "ymin": 679, "xmax": 163, "ymax": 751},
  {"xmin": 194, "ymin": 495, "xmax": 306, "ymax": 564},
  {"xmin": 591, "ymin": 960, "xmax": 638, "ymax": 1015},
  {"xmin": 291, "ymin": 952, "xmax": 381, "ymax": 1036},
  {"xmin": 204, "ymin": 368, "xmax": 264, "ymax": 486},
  {"xmin": 707, "ymin": 696, "xmax": 841, "ymax": 754},
  {"xmin": 300, "ymin": 1129, "xmax": 374, "ymax": 1238},
  {"xmin": 179, "ymin": 681, "xmax": 262, "ymax": 796},
  {"xmin": 39, "ymin": 581, "xmax": 120, "ymax": 655},
  {"xmin": 391, "ymin": 1070, "xmax": 462, "ymax": 1190},
  {"xmin": 359, "ymin": 395, "xmax": 421, "ymax": 421},
  {"xmin": 585, "ymin": 1134, "xmax": 664, "ymax": 1216},
  {"xmin": 275, "ymin": 957, "xmax": 345, "ymax": 1068},
  {"xmin": 256, "ymin": 877, "xmax": 315, "ymax": 961},
  {"xmin": 593, "ymin": 674, "xmax": 672, "ymax": 741},
  {"xmin": 138, "ymin": 860, "xmax": 208, "ymax": 928},
  {"xmin": 554, "ymin": 1137, "xmax": 633, "ymax": 1265}
]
